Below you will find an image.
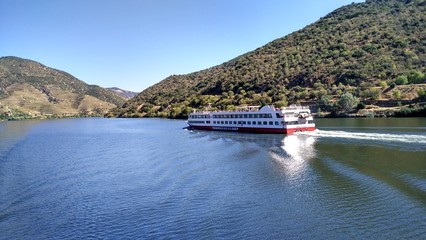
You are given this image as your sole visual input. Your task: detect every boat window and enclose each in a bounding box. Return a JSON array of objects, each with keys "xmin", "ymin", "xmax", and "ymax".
[
  {"xmin": 233, "ymin": 121, "xmax": 237, "ymax": 124},
  {"xmin": 247, "ymin": 121, "xmax": 251, "ymax": 125},
  {"xmin": 221, "ymin": 121, "xmax": 224, "ymax": 124},
  {"xmin": 244, "ymin": 114, "xmax": 248, "ymax": 118},
  {"xmin": 207, "ymin": 121, "xmax": 210, "ymax": 124},
  {"xmin": 263, "ymin": 121, "xmax": 267, "ymax": 125},
  {"xmin": 249, "ymin": 114, "xmax": 253, "ymax": 118},
  {"xmin": 308, "ymin": 120, "xmax": 314, "ymax": 124},
  {"xmin": 225, "ymin": 121, "xmax": 228, "ymax": 124},
  {"xmin": 238, "ymin": 121, "xmax": 241, "ymax": 124},
  {"xmin": 275, "ymin": 122, "xmax": 279, "ymax": 125},
  {"xmin": 258, "ymin": 121, "xmax": 262, "ymax": 125},
  {"xmin": 253, "ymin": 121, "xmax": 256, "ymax": 125},
  {"xmin": 254, "ymin": 114, "xmax": 258, "ymax": 118},
  {"xmin": 242, "ymin": 121, "xmax": 246, "ymax": 125},
  {"xmin": 269, "ymin": 121, "xmax": 273, "ymax": 125},
  {"xmin": 276, "ymin": 113, "xmax": 282, "ymax": 118}
]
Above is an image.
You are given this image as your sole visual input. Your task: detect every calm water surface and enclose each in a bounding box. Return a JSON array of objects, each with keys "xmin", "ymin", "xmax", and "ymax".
[{"xmin": 0, "ymin": 118, "xmax": 425, "ymax": 239}]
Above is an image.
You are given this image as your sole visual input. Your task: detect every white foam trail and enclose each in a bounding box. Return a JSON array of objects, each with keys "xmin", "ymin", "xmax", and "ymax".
[{"xmin": 296, "ymin": 129, "xmax": 426, "ymax": 144}]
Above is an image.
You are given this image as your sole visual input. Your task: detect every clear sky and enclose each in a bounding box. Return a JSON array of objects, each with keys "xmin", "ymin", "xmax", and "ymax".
[{"xmin": 1, "ymin": 0, "xmax": 364, "ymax": 92}]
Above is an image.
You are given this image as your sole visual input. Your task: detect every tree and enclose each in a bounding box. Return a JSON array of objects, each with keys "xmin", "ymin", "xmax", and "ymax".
[{"xmin": 338, "ymin": 92, "xmax": 359, "ymax": 113}]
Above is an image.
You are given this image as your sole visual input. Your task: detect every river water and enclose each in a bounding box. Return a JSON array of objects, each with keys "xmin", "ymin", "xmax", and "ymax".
[{"xmin": 0, "ymin": 118, "xmax": 425, "ymax": 239}]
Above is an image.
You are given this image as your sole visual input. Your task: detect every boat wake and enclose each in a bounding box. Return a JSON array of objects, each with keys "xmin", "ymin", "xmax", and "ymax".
[
  {"xmin": 296, "ymin": 129, "xmax": 426, "ymax": 145},
  {"xmin": 269, "ymin": 135, "xmax": 317, "ymax": 179}
]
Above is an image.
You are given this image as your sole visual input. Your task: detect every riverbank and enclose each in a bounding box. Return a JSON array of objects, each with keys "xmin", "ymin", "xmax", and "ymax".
[
  {"xmin": 316, "ymin": 103, "xmax": 426, "ymax": 118},
  {"xmin": 3, "ymin": 103, "xmax": 425, "ymax": 121}
]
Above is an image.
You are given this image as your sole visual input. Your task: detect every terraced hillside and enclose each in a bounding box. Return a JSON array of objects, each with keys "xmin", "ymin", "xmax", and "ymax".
[{"xmin": 0, "ymin": 56, "xmax": 126, "ymax": 119}]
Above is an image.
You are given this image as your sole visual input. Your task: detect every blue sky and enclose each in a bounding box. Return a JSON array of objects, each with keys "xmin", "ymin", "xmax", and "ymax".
[{"xmin": 1, "ymin": 0, "xmax": 364, "ymax": 92}]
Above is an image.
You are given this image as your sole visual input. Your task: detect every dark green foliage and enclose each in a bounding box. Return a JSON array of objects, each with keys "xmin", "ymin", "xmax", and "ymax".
[
  {"xmin": 393, "ymin": 104, "xmax": 426, "ymax": 117},
  {"xmin": 395, "ymin": 75, "xmax": 409, "ymax": 85},
  {"xmin": 114, "ymin": 0, "xmax": 426, "ymax": 118},
  {"xmin": 357, "ymin": 102, "xmax": 366, "ymax": 110},
  {"xmin": 418, "ymin": 88, "xmax": 426, "ymax": 100}
]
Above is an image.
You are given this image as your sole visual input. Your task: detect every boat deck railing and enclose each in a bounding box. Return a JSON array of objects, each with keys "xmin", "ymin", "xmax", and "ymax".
[{"xmin": 191, "ymin": 105, "xmax": 310, "ymax": 114}]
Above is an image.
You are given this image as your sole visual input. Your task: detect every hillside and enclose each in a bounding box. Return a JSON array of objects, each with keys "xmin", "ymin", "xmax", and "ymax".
[
  {"xmin": 0, "ymin": 56, "xmax": 126, "ymax": 119},
  {"xmin": 107, "ymin": 87, "xmax": 139, "ymax": 99},
  {"xmin": 112, "ymin": 0, "xmax": 426, "ymax": 118}
]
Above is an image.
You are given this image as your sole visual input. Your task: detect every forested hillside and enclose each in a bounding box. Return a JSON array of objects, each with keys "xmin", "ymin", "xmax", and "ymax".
[{"xmin": 112, "ymin": 0, "xmax": 426, "ymax": 118}]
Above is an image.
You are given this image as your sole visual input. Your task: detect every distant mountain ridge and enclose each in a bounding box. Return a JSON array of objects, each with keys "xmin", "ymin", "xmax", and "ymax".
[
  {"xmin": 107, "ymin": 87, "xmax": 138, "ymax": 99},
  {"xmin": 112, "ymin": 0, "xmax": 426, "ymax": 118},
  {"xmin": 0, "ymin": 56, "xmax": 126, "ymax": 119}
]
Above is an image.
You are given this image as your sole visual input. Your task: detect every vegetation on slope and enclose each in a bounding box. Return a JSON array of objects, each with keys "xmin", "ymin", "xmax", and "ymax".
[
  {"xmin": 0, "ymin": 56, "xmax": 126, "ymax": 119},
  {"xmin": 112, "ymin": 0, "xmax": 426, "ymax": 118}
]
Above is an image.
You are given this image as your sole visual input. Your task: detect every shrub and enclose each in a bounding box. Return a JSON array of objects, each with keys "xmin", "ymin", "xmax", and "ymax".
[
  {"xmin": 357, "ymin": 102, "xmax": 366, "ymax": 110},
  {"xmin": 392, "ymin": 89, "xmax": 402, "ymax": 99},
  {"xmin": 395, "ymin": 75, "xmax": 408, "ymax": 85},
  {"xmin": 360, "ymin": 88, "xmax": 381, "ymax": 100}
]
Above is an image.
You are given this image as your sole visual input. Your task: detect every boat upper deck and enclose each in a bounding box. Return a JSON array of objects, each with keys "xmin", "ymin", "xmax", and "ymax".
[{"xmin": 189, "ymin": 105, "xmax": 312, "ymax": 120}]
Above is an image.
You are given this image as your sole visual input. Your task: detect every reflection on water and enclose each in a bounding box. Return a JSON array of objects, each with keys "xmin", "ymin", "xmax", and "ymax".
[
  {"xmin": 0, "ymin": 120, "xmax": 42, "ymax": 158},
  {"xmin": 269, "ymin": 135, "xmax": 316, "ymax": 179},
  {"xmin": 188, "ymin": 129, "xmax": 318, "ymax": 180}
]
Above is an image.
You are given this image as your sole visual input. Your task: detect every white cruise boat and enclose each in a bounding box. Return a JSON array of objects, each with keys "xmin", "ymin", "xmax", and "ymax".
[{"xmin": 187, "ymin": 105, "xmax": 316, "ymax": 134}]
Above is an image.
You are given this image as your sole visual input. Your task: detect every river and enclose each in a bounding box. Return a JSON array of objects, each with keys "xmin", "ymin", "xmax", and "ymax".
[{"xmin": 0, "ymin": 118, "xmax": 425, "ymax": 239}]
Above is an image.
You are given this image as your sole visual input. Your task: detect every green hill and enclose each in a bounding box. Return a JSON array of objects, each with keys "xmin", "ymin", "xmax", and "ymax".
[
  {"xmin": 0, "ymin": 56, "xmax": 126, "ymax": 120},
  {"xmin": 112, "ymin": 0, "xmax": 426, "ymax": 118}
]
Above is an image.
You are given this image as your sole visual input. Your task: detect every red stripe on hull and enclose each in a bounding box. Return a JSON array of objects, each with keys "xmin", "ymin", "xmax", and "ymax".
[
  {"xmin": 188, "ymin": 125, "xmax": 316, "ymax": 134},
  {"xmin": 285, "ymin": 126, "xmax": 316, "ymax": 134}
]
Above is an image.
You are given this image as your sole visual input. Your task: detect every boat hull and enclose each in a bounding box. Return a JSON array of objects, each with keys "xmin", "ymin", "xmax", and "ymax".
[{"xmin": 188, "ymin": 125, "xmax": 316, "ymax": 134}]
